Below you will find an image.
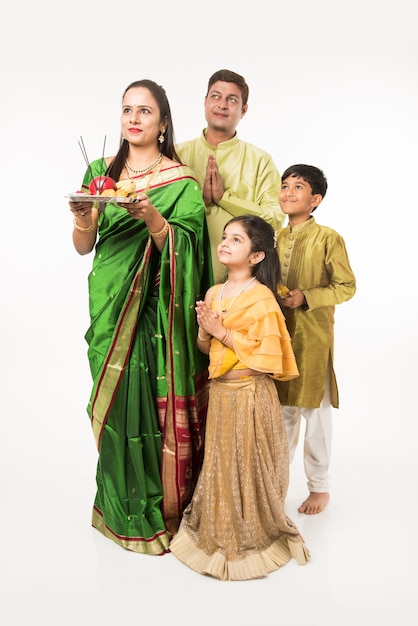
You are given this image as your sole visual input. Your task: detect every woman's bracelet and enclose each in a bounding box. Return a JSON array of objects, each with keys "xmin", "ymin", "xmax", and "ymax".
[
  {"xmin": 198, "ymin": 329, "xmax": 211, "ymax": 342},
  {"xmin": 221, "ymin": 328, "xmax": 230, "ymax": 344},
  {"xmin": 73, "ymin": 216, "xmax": 95, "ymax": 233},
  {"xmin": 149, "ymin": 218, "xmax": 169, "ymax": 238}
]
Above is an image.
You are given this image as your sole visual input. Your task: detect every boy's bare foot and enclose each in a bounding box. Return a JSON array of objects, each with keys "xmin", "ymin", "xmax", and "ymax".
[{"xmin": 298, "ymin": 492, "xmax": 329, "ymax": 515}]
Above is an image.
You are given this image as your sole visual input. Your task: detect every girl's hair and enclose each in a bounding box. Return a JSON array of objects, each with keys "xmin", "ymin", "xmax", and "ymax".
[
  {"xmin": 107, "ymin": 79, "xmax": 180, "ymax": 181},
  {"xmin": 225, "ymin": 215, "xmax": 281, "ymax": 301}
]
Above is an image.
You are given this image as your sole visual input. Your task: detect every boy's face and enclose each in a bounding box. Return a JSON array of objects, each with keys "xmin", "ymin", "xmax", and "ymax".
[{"xmin": 279, "ymin": 175, "xmax": 322, "ymax": 223}]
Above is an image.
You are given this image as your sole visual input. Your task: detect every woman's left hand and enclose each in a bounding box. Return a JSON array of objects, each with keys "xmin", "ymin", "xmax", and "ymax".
[
  {"xmin": 118, "ymin": 193, "xmax": 154, "ymax": 221},
  {"xmin": 119, "ymin": 193, "xmax": 168, "ymax": 251}
]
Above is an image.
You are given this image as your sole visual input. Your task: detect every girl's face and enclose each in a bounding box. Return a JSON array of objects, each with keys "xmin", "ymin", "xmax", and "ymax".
[
  {"xmin": 121, "ymin": 87, "xmax": 165, "ymax": 147},
  {"xmin": 217, "ymin": 221, "xmax": 254, "ymax": 268}
]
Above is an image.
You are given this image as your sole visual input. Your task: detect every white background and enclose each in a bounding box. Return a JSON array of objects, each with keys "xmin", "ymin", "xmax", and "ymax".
[{"xmin": 1, "ymin": 1, "xmax": 417, "ymax": 624}]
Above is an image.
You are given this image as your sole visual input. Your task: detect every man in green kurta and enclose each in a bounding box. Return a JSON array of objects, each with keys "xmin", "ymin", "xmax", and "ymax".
[
  {"xmin": 176, "ymin": 69, "xmax": 284, "ymax": 283},
  {"xmin": 276, "ymin": 164, "xmax": 356, "ymax": 516}
]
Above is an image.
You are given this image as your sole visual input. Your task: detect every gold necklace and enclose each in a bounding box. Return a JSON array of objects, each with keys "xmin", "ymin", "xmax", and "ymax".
[
  {"xmin": 219, "ymin": 276, "xmax": 257, "ymax": 313},
  {"xmin": 125, "ymin": 153, "xmax": 163, "ymax": 175}
]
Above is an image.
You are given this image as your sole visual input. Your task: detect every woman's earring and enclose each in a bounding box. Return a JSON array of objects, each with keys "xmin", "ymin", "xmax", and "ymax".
[{"xmin": 158, "ymin": 130, "xmax": 165, "ymax": 144}]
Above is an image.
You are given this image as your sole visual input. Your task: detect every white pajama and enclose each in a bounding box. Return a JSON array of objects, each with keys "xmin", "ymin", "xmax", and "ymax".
[{"xmin": 281, "ymin": 375, "xmax": 332, "ymax": 493}]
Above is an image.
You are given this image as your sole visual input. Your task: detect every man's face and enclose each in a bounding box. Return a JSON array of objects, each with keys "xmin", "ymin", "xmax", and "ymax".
[{"xmin": 204, "ymin": 81, "xmax": 248, "ymax": 135}]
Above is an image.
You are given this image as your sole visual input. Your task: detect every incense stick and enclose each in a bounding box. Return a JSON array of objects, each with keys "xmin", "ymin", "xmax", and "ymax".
[{"xmin": 78, "ymin": 136, "xmax": 95, "ymax": 185}]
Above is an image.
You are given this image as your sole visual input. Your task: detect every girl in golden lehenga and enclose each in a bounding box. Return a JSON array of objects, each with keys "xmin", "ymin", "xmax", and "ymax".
[{"xmin": 170, "ymin": 215, "xmax": 309, "ymax": 580}]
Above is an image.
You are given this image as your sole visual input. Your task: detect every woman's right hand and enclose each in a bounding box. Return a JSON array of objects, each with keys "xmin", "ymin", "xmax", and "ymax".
[
  {"xmin": 69, "ymin": 200, "xmax": 93, "ymax": 221},
  {"xmin": 69, "ymin": 201, "xmax": 97, "ymax": 255}
]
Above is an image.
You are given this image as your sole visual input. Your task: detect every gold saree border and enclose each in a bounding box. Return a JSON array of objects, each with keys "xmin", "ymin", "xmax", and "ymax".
[
  {"xmin": 92, "ymin": 506, "xmax": 170, "ymax": 555},
  {"xmin": 90, "ymin": 241, "xmax": 151, "ymax": 448}
]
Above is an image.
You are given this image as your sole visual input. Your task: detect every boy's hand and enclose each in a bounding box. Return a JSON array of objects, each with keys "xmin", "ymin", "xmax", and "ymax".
[{"xmin": 279, "ymin": 289, "xmax": 306, "ymax": 309}]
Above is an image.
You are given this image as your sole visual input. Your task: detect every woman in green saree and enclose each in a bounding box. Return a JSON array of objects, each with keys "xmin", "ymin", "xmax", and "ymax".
[{"xmin": 69, "ymin": 80, "xmax": 213, "ymax": 554}]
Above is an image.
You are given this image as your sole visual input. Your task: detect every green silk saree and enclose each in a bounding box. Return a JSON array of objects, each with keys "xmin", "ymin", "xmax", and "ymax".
[{"xmin": 81, "ymin": 160, "xmax": 212, "ymax": 554}]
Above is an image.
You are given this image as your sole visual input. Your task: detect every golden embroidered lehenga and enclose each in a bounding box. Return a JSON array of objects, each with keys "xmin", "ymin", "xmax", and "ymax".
[{"xmin": 170, "ymin": 284, "xmax": 310, "ymax": 579}]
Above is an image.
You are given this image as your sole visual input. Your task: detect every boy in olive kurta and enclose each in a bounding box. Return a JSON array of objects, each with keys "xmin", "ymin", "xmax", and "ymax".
[{"xmin": 276, "ymin": 164, "xmax": 356, "ymax": 515}]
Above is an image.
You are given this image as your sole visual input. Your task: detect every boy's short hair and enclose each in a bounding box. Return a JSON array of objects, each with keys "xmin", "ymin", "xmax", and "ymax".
[
  {"xmin": 281, "ymin": 164, "xmax": 328, "ymax": 198},
  {"xmin": 207, "ymin": 69, "xmax": 249, "ymax": 106}
]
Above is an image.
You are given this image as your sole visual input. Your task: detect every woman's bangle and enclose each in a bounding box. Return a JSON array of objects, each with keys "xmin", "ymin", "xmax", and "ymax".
[
  {"xmin": 221, "ymin": 328, "xmax": 230, "ymax": 344},
  {"xmin": 149, "ymin": 218, "xmax": 169, "ymax": 238},
  {"xmin": 198, "ymin": 329, "xmax": 211, "ymax": 342},
  {"xmin": 73, "ymin": 216, "xmax": 95, "ymax": 232}
]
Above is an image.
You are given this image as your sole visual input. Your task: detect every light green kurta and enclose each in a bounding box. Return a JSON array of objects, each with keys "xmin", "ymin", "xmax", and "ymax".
[
  {"xmin": 276, "ymin": 217, "xmax": 356, "ymax": 408},
  {"xmin": 176, "ymin": 131, "xmax": 284, "ymax": 282}
]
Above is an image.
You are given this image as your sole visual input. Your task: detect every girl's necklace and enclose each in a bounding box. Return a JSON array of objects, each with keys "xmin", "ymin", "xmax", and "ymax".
[
  {"xmin": 219, "ymin": 276, "xmax": 257, "ymax": 314},
  {"xmin": 125, "ymin": 152, "xmax": 163, "ymax": 175}
]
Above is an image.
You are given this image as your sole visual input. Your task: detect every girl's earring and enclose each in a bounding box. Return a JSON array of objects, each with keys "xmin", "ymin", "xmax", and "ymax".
[{"xmin": 158, "ymin": 130, "xmax": 165, "ymax": 144}]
